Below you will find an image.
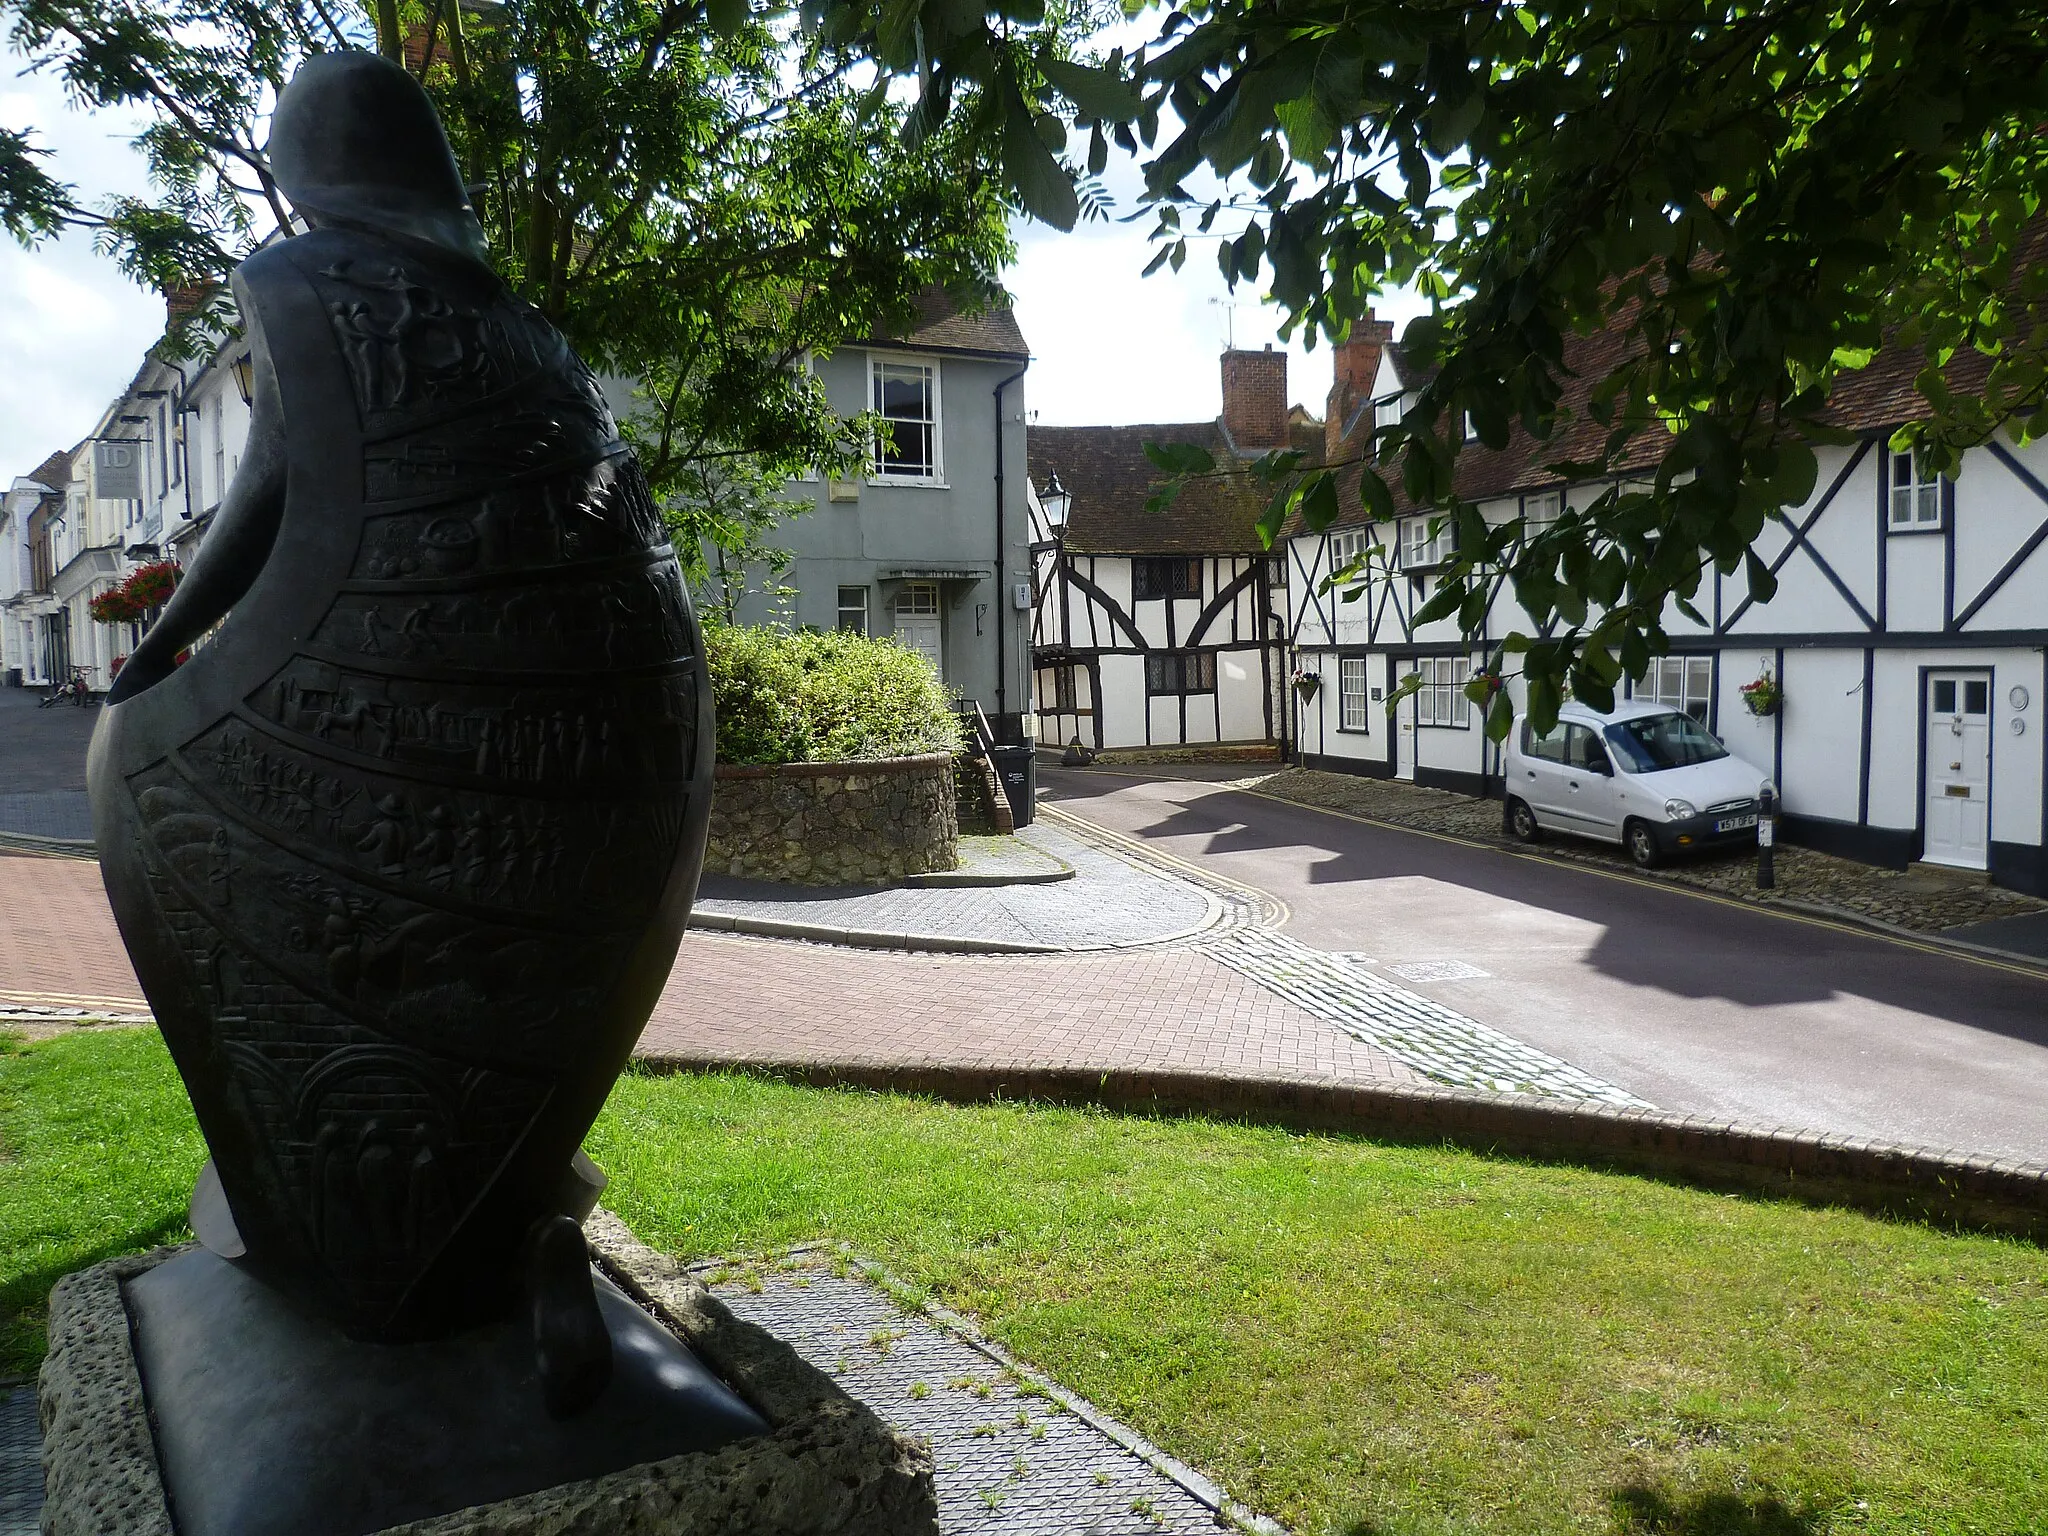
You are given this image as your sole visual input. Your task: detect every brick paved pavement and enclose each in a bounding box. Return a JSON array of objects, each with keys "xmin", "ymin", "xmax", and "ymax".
[
  {"xmin": 641, "ymin": 933, "xmax": 1418, "ymax": 1088},
  {"xmin": 0, "ymin": 853, "xmax": 147, "ymax": 1012},
  {"xmin": 0, "ymin": 848, "xmax": 1418, "ymax": 1089}
]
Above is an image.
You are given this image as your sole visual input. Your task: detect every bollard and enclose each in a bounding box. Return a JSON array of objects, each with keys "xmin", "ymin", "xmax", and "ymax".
[{"xmin": 1758, "ymin": 784, "xmax": 1777, "ymax": 890}]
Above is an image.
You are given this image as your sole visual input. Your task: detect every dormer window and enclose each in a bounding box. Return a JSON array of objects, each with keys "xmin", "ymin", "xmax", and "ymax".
[{"xmin": 1373, "ymin": 393, "xmax": 1404, "ymax": 431}]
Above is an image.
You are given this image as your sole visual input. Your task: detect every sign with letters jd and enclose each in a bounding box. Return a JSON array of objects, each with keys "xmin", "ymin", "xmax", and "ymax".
[{"xmin": 93, "ymin": 439, "xmax": 143, "ymax": 500}]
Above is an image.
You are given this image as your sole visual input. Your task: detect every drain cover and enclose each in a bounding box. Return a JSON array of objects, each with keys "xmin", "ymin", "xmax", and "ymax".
[{"xmin": 1388, "ymin": 959, "xmax": 1491, "ymax": 982}]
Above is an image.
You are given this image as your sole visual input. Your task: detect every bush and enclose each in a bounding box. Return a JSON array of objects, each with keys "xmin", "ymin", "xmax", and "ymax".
[{"xmin": 704, "ymin": 622, "xmax": 964, "ymax": 766}]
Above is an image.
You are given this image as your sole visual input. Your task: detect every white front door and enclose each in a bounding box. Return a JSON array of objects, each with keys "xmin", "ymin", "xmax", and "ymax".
[
  {"xmin": 1396, "ymin": 689, "xmax": 1417, "ymax": 780},
  {"xmin": 893, "ymin": 583, "xmax": 944, "ymax": 680},
  {"xmin": 1924, "ymin": 670, "xmax": 1991, "ymax": 869}
]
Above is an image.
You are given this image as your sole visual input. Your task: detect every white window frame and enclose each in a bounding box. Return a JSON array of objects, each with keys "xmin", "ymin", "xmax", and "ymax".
[
  {"xmin": 1401, "ymin": 516, "xmax": 1453, "ymax": 570},
  {"xmin": 836, "ymin": 585, "xmax": 870, "ymax": 635},
  {"xmin": 1338, "ymin": 655, "xmax": 1371, "ymax": 732},
  {"xmin": 1415, "ymin": 655, "xmax": 1472, "ymax": 728},
  {"xmin": 869, "ymin": 353, "xmax": 942, "ymax": 484},
  {"xmin": 1636, "ymin": 655, "xmax": 1713, "ymax": 724},
  {"xmin": 1329, "ymin": 527, "xmax": 1378, "ymax": 584},
  {"xmin": 210, "ymin": 402, "xmax": 225, "ymax": 509},
  {"xmin": 1888, "ymin": 445, "xmax": 1942, "ymax": 530},
  {"xmin": 1373, "ymin": 393, "xmax": 1405, "ymax": 431},
  {"xmin": 1521, "ymin": 490, "xmax": 1563, "ymax": 538}
]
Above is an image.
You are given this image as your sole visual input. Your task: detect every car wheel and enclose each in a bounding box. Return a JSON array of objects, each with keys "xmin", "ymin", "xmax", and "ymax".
[
  {"xmin": 1508, "ymin": 798, "xmax": 1542, "ymax": 843},
  {"xmin": 1625, "ymin": 820, "xmax": 1662, "ymax": 869}
]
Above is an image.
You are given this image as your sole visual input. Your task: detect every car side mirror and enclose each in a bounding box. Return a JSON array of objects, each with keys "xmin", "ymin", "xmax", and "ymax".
[{"xmin": 1587, "ymin": 753, "xmax": 1613, "ymax": 777}]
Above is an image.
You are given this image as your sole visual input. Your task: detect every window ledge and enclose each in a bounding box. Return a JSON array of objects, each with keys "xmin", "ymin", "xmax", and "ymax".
[{"xmin": 868, "ymin": 475, "xmax": 950, "ymax": 490}]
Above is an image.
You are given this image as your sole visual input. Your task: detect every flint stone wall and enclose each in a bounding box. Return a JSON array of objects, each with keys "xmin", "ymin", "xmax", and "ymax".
[{"xmin": 707, "ymin": 754, "xmax": 957, "ymax": 886}]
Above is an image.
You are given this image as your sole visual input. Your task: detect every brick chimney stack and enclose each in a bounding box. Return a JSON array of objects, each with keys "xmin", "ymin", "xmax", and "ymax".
[
  {"xmin": 1220, "ymin": 345, "xmax": 1290, "ymax": 452},
  {"xmin": 163, "ymin": 280, "xmax": 219, "ymax": 331},
  {"xmin": 1324, "ymin": 311, "xmax": 1396, "ymax": 461}
]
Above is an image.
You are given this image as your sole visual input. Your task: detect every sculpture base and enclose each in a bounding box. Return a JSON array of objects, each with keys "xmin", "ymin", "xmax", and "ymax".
[{"xmin": 38, "ymin": 1219, "xmax": 938, "ymax": 1536}]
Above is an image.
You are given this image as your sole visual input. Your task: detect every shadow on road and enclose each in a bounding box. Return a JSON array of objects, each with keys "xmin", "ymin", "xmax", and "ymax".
[{"xmin": 1041, "ymin": 767, "xmax": 2048, "ymax": 1056}]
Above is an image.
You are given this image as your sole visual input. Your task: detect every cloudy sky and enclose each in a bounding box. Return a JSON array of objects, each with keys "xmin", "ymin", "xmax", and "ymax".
[{"xmin": 1, "ymin": 56, "xmax": 1425, "ymax": 475}]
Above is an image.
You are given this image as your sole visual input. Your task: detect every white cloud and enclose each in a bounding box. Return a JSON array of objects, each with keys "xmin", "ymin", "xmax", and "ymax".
[
  {"xmin": 1, "ymin": 64, "xmax": 163, "ymax": 471},
  {"xmin": 1004, "ymin": 145, "xmax": 1425, "ymax": 428}
]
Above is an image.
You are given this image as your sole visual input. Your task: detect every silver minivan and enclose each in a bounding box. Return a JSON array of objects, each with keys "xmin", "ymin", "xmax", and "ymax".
[{"xmin": 1503, "ymin": 699, "xmax": 1772, "ymax": 867}]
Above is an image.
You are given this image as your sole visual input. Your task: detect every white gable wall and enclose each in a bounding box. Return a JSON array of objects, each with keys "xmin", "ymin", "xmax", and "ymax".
[{"xmin": 1283, "ymin": 429, "xmax": 2048, "ymax": 893}]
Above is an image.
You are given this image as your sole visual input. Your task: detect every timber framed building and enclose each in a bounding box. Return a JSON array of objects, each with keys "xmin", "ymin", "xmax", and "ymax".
[{"xmin": 1285, "ymin": 301, "xmax": 2048, "ymax": 894}]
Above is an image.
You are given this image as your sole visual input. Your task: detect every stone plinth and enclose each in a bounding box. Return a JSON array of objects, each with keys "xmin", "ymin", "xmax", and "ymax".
[
  {"xmin": 36, "ymin": 1214, "xmax": 938, "ymax": 1536},
  {"xmin": 707, "ymin": 754, "xmax": 958, "ymax": 885}
]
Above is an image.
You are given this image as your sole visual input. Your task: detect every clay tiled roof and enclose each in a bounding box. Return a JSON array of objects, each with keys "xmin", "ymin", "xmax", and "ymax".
[
  {"xmin": 1030, "ymin": 419, "xmax": 1322, "ymax": 555},
  {"xmin": 23, "ymin": 449, "xmax": 72, "ymax": 493},
  {"xmin": 1314, "ymin": 227, "xmax": 2048, "ymax": 531},
  {"xmin": 871, "ymin": 287, "xmax": 1029, "ymax": 359}
]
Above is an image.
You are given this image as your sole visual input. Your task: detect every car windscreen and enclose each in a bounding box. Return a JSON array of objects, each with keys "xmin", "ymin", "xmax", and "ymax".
[{"xmin": 1604, "ymin": 712, "xmax": 1729, "ymax": 773}]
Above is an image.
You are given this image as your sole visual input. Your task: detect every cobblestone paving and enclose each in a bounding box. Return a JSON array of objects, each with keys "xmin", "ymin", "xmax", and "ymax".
[
  {"xmin": 700, "ymin": 1257, "xmax": 1237, "ymax": 1535},
  {"xmin": 0, "ymin": 791, "xmax": 92, "ymax": 842},
  {"xmin": 1245, "ymin": 767, "xmax": 2048, "ymax": 936},
  {"xmin": 1201, "ymin": 929, "xmax": 1650, "ymax": 1105},
  {"xmin": 0, "ymin": 1384, "xmax": 40, "ymax": 1536},
  {"xmin": 695, "ymin": 820, "xmax": 1225, "ymax": 951}
]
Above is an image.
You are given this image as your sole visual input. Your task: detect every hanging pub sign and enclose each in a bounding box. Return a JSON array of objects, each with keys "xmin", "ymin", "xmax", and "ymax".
[{"xmin": 93, "ymin": 439, "xmax": 144, "ymax": 500}]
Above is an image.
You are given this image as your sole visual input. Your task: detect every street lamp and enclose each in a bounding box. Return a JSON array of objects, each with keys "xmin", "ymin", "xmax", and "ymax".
[
  {"xmin": 1041, "ymin": 470, "xmax": 1070, "ymax": 530},
  {"xmin": 231, "ymin": 354, "xmax": 256, "ymax": 406}
]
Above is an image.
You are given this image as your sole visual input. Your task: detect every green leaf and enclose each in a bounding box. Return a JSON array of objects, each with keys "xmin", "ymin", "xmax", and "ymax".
[
  {"xmin": 1003, "ymin": 88, "xmax": 1079, "ymax": 230},
  {"xmin": 707, "ymin": 0, "xmax": 750, "ymax": 39},
  {"xmin": 1300, "ymin": 471, "xmax": 1339, "ymax": 529},
  {"xmin": 1357, "ymin": 469, "xmax": 1395, "ymax": 522},
  {"xmin": 1144, "ymin": 440, "xmax": 1216, "ymax": 474},
  {"xmin": 1485, "ymin": 686, "xmax": 1515, "ymax": 741},
  {"xmin": 1041, "ymin": 58, "xmax": 1142, "ymax": 123},
  {"xmin": 1745, "ymin": 549, "xmax": 1778, "ymax": 604}
]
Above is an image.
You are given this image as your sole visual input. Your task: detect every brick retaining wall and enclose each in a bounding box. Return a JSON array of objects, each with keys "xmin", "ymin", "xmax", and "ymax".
[
  {"xmin": 638, "ymin": 1057, "xmax": 2048, "ymax": 1242},
  {"xmin": 707, "ymin": 754, "xmax": 958, "ymax": 886}
]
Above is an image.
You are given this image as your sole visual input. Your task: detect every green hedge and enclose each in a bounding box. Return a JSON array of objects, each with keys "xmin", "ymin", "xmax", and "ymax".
[{"xmin": 705, "ymin": 622, "xmax": 964, "ymax": 766}]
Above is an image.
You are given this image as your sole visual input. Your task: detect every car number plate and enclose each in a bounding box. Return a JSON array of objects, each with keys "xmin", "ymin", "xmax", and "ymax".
[{"xmin": 1715, "ymin": 814, "xmax": 1759, "ymax": 833}]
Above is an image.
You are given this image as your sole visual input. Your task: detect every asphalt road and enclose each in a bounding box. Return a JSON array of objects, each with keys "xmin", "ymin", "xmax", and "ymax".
[
  {"xmin": 0, "ymin": 683, "xmax": 95, "ymax": 792},
  {"xmin": 1041, "ymin": 763, "xmax": 2048, "ymax": 1164}
]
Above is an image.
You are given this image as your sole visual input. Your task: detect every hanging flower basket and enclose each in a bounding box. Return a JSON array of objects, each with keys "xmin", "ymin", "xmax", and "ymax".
[
  {"xmin": 1291, "ymin": 668, "xmax": 1322, "ymax": 697},
  {"xmin": 89, "ymin": 587, "xmax": 143, "ymax": 625},
  {"xmin": 125, "ymin": 560, "xmax": 181, "ymax": 610},
  {"xmin": 1741, "ymin": 671, "xmax": 1782, "ymax": 717},
  {"xmin": 90, "ymin": 560, "xmax": 181, "ymax": 627}
]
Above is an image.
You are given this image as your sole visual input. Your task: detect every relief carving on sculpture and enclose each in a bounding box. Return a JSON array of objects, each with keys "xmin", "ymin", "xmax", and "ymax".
[{"xmin": 87, "ymin": 51, "xmax": 715, "ymax": 1374}]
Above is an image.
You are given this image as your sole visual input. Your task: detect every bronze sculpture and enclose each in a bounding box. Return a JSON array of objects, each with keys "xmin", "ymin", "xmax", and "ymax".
[{"xmin": 85, "ymin": 50, "xmax": 764, "ymax": 1532}]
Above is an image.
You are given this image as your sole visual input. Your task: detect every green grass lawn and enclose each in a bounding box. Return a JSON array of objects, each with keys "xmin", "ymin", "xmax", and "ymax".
[{"xmin": 5, "ymin": 1028, "xmax": 2045, "ymax": 1535}]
